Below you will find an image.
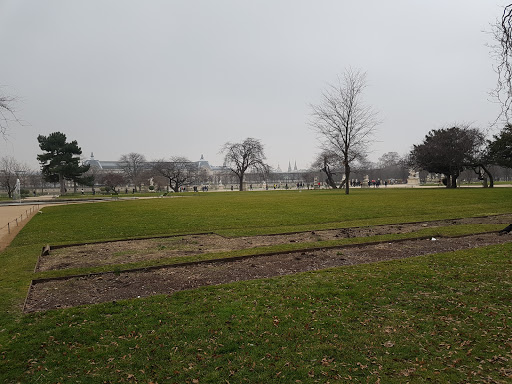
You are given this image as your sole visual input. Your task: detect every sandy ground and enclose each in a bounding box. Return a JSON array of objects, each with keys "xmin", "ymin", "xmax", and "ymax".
[{"xmin": 0, "ymin": 202, "xmax": 46, "ymax": 252}]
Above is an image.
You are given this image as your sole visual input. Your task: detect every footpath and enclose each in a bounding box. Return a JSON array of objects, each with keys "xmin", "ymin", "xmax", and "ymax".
[{"xmin": 0, "ymin": 196, "xmax": 55, "ymax": 252}]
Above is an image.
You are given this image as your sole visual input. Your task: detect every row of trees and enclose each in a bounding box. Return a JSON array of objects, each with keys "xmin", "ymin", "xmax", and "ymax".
[
  {"xmin": 5, "ymin": 83, "xmax": 512, "ymax": 195},
  {"xmin": 94, "ymin": 143, "xmax": 268, "ymax": 193},
  {"xmin": 311, "ymin": 122, "xmax": 512, "ymax": 190},
  {"xmin": 3, "ymin": 5, "xmax": 512, "ymax": 194},
  {"xmin": 103, "ymin": 139, "xmax": 270, "ymax": 193},
  {"xmin": 305, "ymin": 3, "xmax": 512, "ymax": 192},
  {"xmin": 2, "ymin": 128, "xmax": 510, "ymax": 197},
  {"xmin": 32, "ymin": 133, "xmax": 270, "ymax": 193}
]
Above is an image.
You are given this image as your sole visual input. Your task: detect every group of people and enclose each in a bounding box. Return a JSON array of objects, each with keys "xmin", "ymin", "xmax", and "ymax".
[{"xmin": 350, "ymin": 179, "xmax": 388, "ymax": 188}]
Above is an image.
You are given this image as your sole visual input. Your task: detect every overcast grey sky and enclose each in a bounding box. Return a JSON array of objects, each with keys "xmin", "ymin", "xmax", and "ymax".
[{"xmin": 0, "ymin": 1, "xmax": 506, "ymax": 171}]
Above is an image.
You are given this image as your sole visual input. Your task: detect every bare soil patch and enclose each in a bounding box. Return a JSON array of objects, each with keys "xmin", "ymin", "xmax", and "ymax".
[
  {"xmin": 36, "ymin": 214, "xmax": 512, "ymax": 272},
  {"xmin": 25, "ymin": 215, "xmax": 512, "ymax": 312}
]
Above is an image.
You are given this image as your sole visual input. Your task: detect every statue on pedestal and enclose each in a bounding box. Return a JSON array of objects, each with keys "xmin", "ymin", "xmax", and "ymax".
[
  {"xmin": 361, "ymin": 175, "xmax": 370, "ymax": 188},
  {"xmin": 407, "ymin": 169, "xmax": 420, "ymax": 186}
]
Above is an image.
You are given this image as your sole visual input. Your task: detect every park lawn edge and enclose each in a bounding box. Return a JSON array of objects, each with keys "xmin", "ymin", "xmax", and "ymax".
[{"xmin": 0, "ymin": 242, "xmax": 511, "ymax": 383}]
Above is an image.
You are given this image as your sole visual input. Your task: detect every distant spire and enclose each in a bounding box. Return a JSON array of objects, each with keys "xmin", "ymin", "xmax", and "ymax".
[
  {"xmin": 200, "ymin": 154, "xmax": 204, "ymax": 160},
  {"xmin": 288, "ymin": 161, "xmax": 292, "ymax": 173},
  {"xmin": 277, "ymin": 163, "xmax": 282, "ymax": 173},
  {"xmin": 91, "ymin": 152, "xmax": 94, "ymax": 159},
  {"xmin": 294, "ymin": 161, "xmax": 297, "ymax": 171}
]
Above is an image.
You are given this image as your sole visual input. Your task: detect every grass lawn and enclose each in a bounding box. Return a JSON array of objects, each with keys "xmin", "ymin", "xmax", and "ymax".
[{"xmin": 1, "ymin": 188, "xmax": 511, "ymax": 383}]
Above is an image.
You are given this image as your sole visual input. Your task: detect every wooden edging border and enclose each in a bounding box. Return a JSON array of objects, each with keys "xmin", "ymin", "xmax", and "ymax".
[
  {"xmin": 47, "ymin": 231, "xmax": 216, "ymax": 251},
  {"xmin": 29, "ymin": 230, "xmax": 501, "ymax": 286},
  {"xmin": 34, "ymin": 232, "xmax": 216, "ymax": 273},
  {"xmin": 24, "ymin": 230, "xmax": 507, "ymax": 313},
  {"xmin": 41, "ymin": 213, "xmax": 512, "ymax": 252},
  {"xmin": 35, "ymin": 212, "xmax": 511, "ymax": 257}
]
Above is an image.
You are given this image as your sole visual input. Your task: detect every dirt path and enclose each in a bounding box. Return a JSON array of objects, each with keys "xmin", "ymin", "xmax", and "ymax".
[
  {"xmin": 25, "ymin": 229, "xmax": 512, "ymax": 313},
  {"xmin": 0, "ymin": 204, "xmax": 45, "ymax": 252}
]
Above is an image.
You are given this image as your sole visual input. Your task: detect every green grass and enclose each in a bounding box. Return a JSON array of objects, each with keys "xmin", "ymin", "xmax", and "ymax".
[
  {"xmin": 12, "ymin": 188, "xmax": 512, "ymax": 246},
  {"xmin": 1, "ymin": 188, "xmax": 511, "ymax": 383}
]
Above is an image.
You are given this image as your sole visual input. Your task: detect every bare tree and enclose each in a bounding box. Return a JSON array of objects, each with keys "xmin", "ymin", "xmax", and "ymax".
[
  {"xmin": 377, "ymin": 152, "xmax": 402, "ymax": 168},
  {"xmin": 312, "ymin": 150, "xmax": 341, "ymax": 189},
  {"xmin": 0, "ymin": 91, "xmax": 20, "ymax": 139},
  {"xmin": 490, "ymin": 4, "xmax": 512, "ymax": 122},
  {"xmin": 153, "ymin": 157, "xmax": 197, "ymax": 192},
  {"xmin": 377, "ymin": 152, "xmax": 409, "ymax": 182},
  {"xmin": 100, "ymin": 172, "xmax": 126, "ymax": 193},
  {"xmin": 25, "ymin": 169, "xmax": 45, "ymax": 194},
  {"xmin": 221, "ymin": 138, "xmax": 269, "ymax": 191},
  {"xmin": 0, "ymin": 156, "xmax": 29, "ymax": 198},
  {"xmin": 310, "ymin": 69, "xmax": 380, "ymax": 194},
  {"xmin": 119, "ymin": 152, "xmax": 147, "ymax": 191}
]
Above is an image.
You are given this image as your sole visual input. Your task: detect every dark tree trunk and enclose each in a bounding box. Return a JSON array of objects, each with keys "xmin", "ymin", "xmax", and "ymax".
[
  {"xmin": 482, "ymin": 175, "xmax": 489, "ymax": 188},
  {"xmin": 450, "ymin": 172, "xmax": 459, "ymax": 188},
  {"xmin": 239, "ymin": 172, "xmax": 244, "ymax": 191},
  {"xmin": 59, "ymin": 173, "xmax": 66, "ymax": 195},
  {"xmin": 344, "ymin": 163, "xmax": 350, "ymax": 195},
  {"xmin": 322, "ymin": 167, "xmax": 337, "ymax": 189},
  {"xmin": 444, "ymin": 174, "xmax": 452, "ymax": 188},
  {"xmin": 480, "ymin": 164, "xmax": 494, "ymax": 188}
]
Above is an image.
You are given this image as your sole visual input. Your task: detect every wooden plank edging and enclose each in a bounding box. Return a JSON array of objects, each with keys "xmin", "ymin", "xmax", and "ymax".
[{"xmin": 29, "ymin": 231, "xmax": 501, "ymax": 286}]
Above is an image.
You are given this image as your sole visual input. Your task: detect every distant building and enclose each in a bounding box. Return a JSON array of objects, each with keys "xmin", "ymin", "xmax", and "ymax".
[
  {"xmin": 84, "ymin": 153, "xmax": 222, "ymax": 174},
  {"xmin": 84, "ymin": 153, "xmax": 320, "ymax": 189},
  {"xmin": 83, "ymin": 153, "xmax": 124, "ymax": 172}
]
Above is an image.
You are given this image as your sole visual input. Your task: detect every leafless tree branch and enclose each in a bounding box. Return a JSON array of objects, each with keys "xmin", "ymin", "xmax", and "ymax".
[
  {"xmin": 309, "ymin": 69, "xmax": 380, "ymax": 194},
  {"xmin": 153, "ymin": 156, "xmax": 197, "ymax": 192},
  {"xmin": 490, "ymin": 4, "xmax": 512, "ymax": 124},
  {"xmin": 0, "ymin": 93, "xmax": 20, "ymax": 138},
  {"xmin": 119, "ymin": 152, "xmax": 147, "ymax": 191},
  {"xmin": 221, "ymin": 138, "xmax": 268, "ymax": 191}
]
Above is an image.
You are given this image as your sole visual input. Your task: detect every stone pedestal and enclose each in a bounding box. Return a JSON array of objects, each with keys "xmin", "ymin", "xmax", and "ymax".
[
  {"xmin": 361, "ymin": 175, "xmax": 370, "ymax": 188},
  {"xmin": 407, "ymin": 169, "xmax": 420, "ymax": 186}
]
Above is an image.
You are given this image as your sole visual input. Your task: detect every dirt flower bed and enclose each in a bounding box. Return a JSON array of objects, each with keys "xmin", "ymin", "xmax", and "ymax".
[
  {"xmin": 25, "ymin": 231, "xmax": 511, "ymax": 312},
  {"xmin": 36, "ymin": 214, "xmax": 512, "ymax": 272}
]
